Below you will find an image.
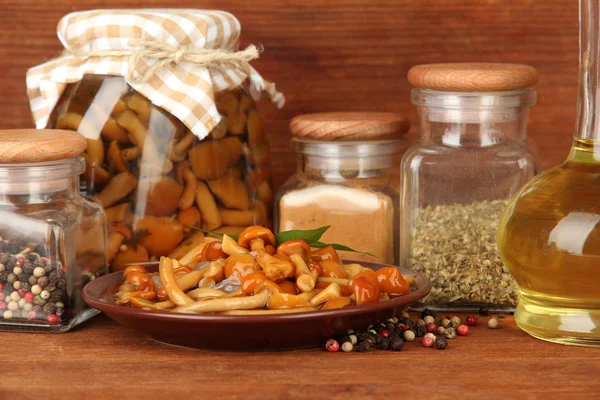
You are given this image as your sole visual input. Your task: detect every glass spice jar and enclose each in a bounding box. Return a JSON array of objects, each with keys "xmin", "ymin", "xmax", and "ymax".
[
  {"xmin": 275, "ymin": 112, "xmax": 410, "ymax": 264},
  {"xmin": 26, "ymin": 10, "xmax": 283, "ymax": 272},
  {"xmin": 400, "ymin": 63, "xmax": 540, "ymax": 312},
  {"xmin": 0, "ymin": 129, "xmax": 107, "ymax": 332}
]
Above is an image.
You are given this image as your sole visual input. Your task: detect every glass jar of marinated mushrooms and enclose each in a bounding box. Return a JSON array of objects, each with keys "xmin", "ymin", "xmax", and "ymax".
[
  {"xmin": 275, "ymin": 112, "xmax": 410, "ymax": 264},
  {"xmin": 26, "ymin": 10, "xmax": 283, "ymax": 271},
  {"xmin": 400, "ymin": 63, "xmax": 540, "ymax": 312},
  {"xmin": 0, "ymin": 129, "xmax": 107, "ymax": 332}
]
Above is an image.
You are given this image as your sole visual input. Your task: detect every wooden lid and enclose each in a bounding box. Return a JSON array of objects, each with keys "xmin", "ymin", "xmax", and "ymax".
[
  {"xmin": 407, "ymin": 63, "xmax": 538, "ymax": 92},
  {"xmin": 289, "ymin": 112, "xmax": 410, "ymax": 141},
  {"xmin": 0, "ymin": 129, "xmax": 87, "ymax": 164}
]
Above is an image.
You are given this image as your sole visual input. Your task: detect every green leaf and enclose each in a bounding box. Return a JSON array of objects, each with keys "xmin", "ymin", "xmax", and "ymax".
[
  {"xmin": 186, "ymin": 225, "xmax": 238, "ymax": 242},
  {"xmin": 311, "ymin": 241, "xmax": 380, "ymax": 259},
  {"xmin": 274, "ymin": 225, "xmax": 331, "ymax": 246}
]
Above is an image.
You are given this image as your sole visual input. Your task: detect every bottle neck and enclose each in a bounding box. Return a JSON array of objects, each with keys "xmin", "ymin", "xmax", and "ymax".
[{"xmin": 0, "ymin": 176, "xmax": 80, "ymax": 204}]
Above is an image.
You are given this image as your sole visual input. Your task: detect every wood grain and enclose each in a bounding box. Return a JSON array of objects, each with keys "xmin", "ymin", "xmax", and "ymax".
[
  {"xmin": 0, "ymin": 0, "xmax": 579, "ymax": 190},
  {"xmin": 0, "ymin": 129, "xmax": 86, "ymax": 163},
  {"xmin": 0, "ymin": 314, "xmax": 598, "ymax": 399}
]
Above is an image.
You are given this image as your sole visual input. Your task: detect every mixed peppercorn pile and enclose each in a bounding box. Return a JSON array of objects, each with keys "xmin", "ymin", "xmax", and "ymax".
[{"xmin": 325, "ymin": 309, "xmax": 501, "ymax": 353}]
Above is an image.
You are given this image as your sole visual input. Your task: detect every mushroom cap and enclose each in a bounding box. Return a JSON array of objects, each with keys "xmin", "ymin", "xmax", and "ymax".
[
  {"xmin": 276, "ymin": 239, "xmax": 311, "ymax": 260},
  {"xmin": 237, "ymin": 226, "xmax": 276, "ymax": 248}
]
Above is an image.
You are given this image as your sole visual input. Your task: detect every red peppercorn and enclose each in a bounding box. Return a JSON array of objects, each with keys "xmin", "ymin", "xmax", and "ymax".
[
  {"xmin": 27, "ymin": 311, "xmax": 37, "ymax": 321},
  {"xmin": 24, "ymin": 292, "xmax": 34, "ymax": 303},
  {"xmin": 18, "ymin": 289, "xmax": 25, "ymax": 298},
  {"xmin": 466, "ymin": 315, "xmax": 478, "ymax": 326},
  {"xmin": 47, "ymin": 314, "xmax": 59, "ymax": 324},
  {"xmin": 457, "ymin": 324, "xmax": 469, "ymax": 336},
  {"xmin": 0, "ymin": 293, "xmax": 4, "ymax": 302},
  {"xmin": 325, "ymin": 339, "xmax": 340, "ymax": 352},
  {"xmin": 380, "ymin": 329, "xmax": 390, "ymax": 338},
  {"xmin": 422, "ymin": 336, "xmax": 435, "ymax": 348},
  {"xmin": 426, "ymin": 323, "xmax": 437, "ymax": 333},
  {"xmin": 0, "ymin": 283, "xmax": 3, "ymax": 291},
  {"xmin": 0, "ymin": 301, "xmax": 6, "ymax": 311}
]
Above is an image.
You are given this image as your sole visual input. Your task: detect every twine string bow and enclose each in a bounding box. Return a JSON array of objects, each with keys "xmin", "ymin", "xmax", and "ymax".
[{"xmin": 66, "ymin": 38, "xmax": 261, "ymax": 83}]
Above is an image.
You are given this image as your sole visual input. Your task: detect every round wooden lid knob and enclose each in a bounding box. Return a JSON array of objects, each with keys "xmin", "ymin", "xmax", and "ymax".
[
  {"xmin": 407, "ymin": 63, "xmax": 538, "ymax": 92},
  {"xmin": 0, "ymin": 129, "xmax": 87, "ymax": 164},
  {"xmin": 289, "ymin": 112, "xmax": 410, "ymax": 141}
]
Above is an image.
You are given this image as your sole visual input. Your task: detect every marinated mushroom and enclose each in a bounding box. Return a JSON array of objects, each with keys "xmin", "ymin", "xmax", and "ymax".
[
  {"xmin": 135, "ymin": 216, "xmax": 185, "ymax": 257},
  {"xmin": 208, "ymin": 175, "xmax": 250, "ymax": 211}
]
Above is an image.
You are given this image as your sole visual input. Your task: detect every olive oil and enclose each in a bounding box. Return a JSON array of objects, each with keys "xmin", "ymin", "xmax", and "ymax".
[{"xmin": 498, "ymin": 139, "xmax": 600, "ymax": 346}]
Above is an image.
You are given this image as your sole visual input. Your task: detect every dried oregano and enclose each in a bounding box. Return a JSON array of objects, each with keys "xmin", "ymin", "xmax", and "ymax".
[{"xmin": 410, "ymin": 200, "xmax": 518, "ymax": 306}]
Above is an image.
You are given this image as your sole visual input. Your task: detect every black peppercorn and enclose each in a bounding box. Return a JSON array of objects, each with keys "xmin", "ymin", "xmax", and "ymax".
[
  {"xmin": 358, "ymin": 332, "xmax": 371, "ymax": 343},
  {"xmin": 26, "ymin": 254, "xmax": 37, "ymax": 262},
  {"xmin": 21, "ymin": 282, "xmax": 30, "ymax": 292},
  {"xmin": 379, "ymin": 338, "xmax": 390, "ymax": 350},
  {"xmin": 434, "ymin": 337, "xmax": 448, "ymax": 350},
  {"xmin": 0, "ymin": 271, "xmax": 9, "ymax": 282},
  {"xmin": 399, "ymin": 316, "xmax": 411, "ymax": 326},
  {"xmin": 48, "ymin": 270, "xmax": 58, "ymax": 283},
  {"xmin": 44, "ymin": 264, "xmax": 53, "ymax": 274},
  {"xmin": 49, "ymin": 291, "xmax": 64, "ymax": 304},
  {"xmin": 43, "ymin": 302, "xmax": 56, "ymax": 315},
  {"xmin": 357, "ymin": 341, "xmax": 370, "ymax": 352},
  {"xmin": 391, "ymin": 338, "xmax": 404, "ymax": 351},
  {"xmin": 22, "ymin": 261, "xmax": 34, "ymax": 274},
  {"xmin": 479, "ymin": 306, "xmax": 490, "ymax": 316},
  {"xmin": 18, "ymin": 273, "xmax": 29, "ymax": 283},
  {"xmin": 421, "ymin": 309, "xmax": 436, "ymax": 319},
  {"xmin": 6, "ymin": 244, "xmax": 20, "ymax": 254},
  {"xmin": 385, "ymin": 323, "xmax": 396, "ymax": 333},
  {"xmin": 415, "ymin": 325, "xmax": 427, "ymax": 337}
]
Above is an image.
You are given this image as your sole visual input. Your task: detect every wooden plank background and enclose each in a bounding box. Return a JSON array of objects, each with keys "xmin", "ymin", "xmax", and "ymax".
[{"xmin": 0, "ymin": 0, "xmax": 579, "ymax": 190}]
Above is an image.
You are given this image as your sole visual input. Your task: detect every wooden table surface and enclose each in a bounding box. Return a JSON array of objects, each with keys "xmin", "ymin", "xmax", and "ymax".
[{"xmin": 0, "ymin": 313, "xmax": 598, "ymax": 400}]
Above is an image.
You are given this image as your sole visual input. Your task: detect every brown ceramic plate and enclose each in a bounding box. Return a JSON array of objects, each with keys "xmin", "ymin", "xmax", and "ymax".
[{"xmin": 82, "ymin": 260, "xmax": 431, "ymax": 351}]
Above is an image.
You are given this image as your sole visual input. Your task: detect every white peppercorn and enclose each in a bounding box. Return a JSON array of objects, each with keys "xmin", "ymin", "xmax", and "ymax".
[
  {"xmin": 423, "ymin": 315, "xmax": 435, "ymax": 325},
  {"xmin": 23, "ymin": 303, "xmax": 33, "ymax": 312},
  {"xmin": 440, "ymin": 318, "xmax": 451, "ymax": 328},
  {"xmin": 12, "ymin": 281, "xmax": 21, "ymax": 290},
  {"xmin": 9, "ymin": 292, "xmax": 20, "ymax": 302},
  {"xmin": 33, "ymin": 267, "xmax": 45, "ymax": 278},
  {"xmin": 436, "ymin": 326, "xmax": 446, "ymax": 335},
  {"xmin": 450, "ymin": 316, "xmax": 461, "ymax": 327},
  {"xmin": 31, "ymin": 284, "xmax": 42, "ymax": 295},
  {"xmin": 17, "ymin": 298, "xmax": 26, "ymax": 308},
  {"xmin": 349, "ymin": 334, "xmax": 358, "ymax": 345},
  {"xmin": 3, "ymin": 310, "xmax": 13, "ymax": 320},
  {"xmin": 55, "ymin": 301, "xmax": 65, "ymax": 309},
  {"xmin": 444, "ymin": 327, "xmax": 457, "ymax": 339},
  {"xmin": 12, "ymin": 267, "xmax": 22, "ymax": 276},
  {"xmin": 341, "ymin": 342, "xmax": 353, "ymax": 352},
  {"xmin": 403, "ymin": 330, "xmax": 415, "ymax": 342},
  {"xmin": 488, "ymin": 318, "xmax": 499, "ymax": 329},
  {"xmin": 40, "ymin": 290, "xmax": 50, "ymax": 300},
  {"xmin": 0, "ymin": 264, "xmax": 5, "ymax": 272},
  {"xmin": 7, "ymin": 301, "xmax": 19, "ymax": 311},
  {"xmin": 424, "ymin": 332, "xmax": 436, "ymax": 340}
]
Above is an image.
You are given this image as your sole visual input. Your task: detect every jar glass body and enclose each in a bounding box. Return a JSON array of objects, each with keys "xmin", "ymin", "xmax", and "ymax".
[
  {"xmin": 0, "ymin": 157, "xmax": 107, "ymax": 332},
  {"xmin": 401, "ymin": 89, "xmax": 539, "ymax": 311},
  {"xmin": 47, "ymin": 75, "xmax": 273, "ymax": 271},
  {"xmin": 498, "ymin": 0, "xmax": 600, "ymax": 346},
  {"xmin": 275, "ymin": 139, "xmax": 407, "ymax": 264}
]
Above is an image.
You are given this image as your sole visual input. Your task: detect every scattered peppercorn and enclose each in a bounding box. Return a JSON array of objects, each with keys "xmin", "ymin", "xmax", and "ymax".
[
  {"xmin": 424, "ymin": 332, "xmax": 436, "ymax": 340},
  {"xmin": 391, "ymin": 338, "xmax": 404, "ymax": 351},
  {"xmin": 440, "ymin": 318, "xmax": 451, "ymax": 328},
  {"xmin": 357, "ymin": 341, "xmax": 370, "ymax": 352},
  {"xmin": 349, "ymin": 334, "xmax": 358, "ymax": 345},
  {"xmin": 326, "ymin": 339, "xmax": 340, "ymax": 352},
  {"xmin": 426, "ymin": 323, "xmax": 437, "ymax": 333},
  {"xmin": 380, "ymin": 329, "xmax": 390, "ymax": 338},
  {"xmin": 421, "ymin": 309, "xmax": 436, "ymax": 319},
  {"xmin": 479, "ymin": 306, "xmax": 490, "ymax": 316},
  {"xmin": 422, "ymin": 336, "xmax": 435, "ymax": 348},
  {"xmin": 444, "ymin": 327, "xmax": 456, "ymax": 339},
  {"xmin": 379, "ymin": 338, "xmax": 391, "ymax": 350},
  {"xmin": 466, "ymin": 315, "xmax": 478, "ymax": 326},
  {"xmin": 416, "ymin": 319, "xmax": 426, "ymax": 327},
  {"xmin": 498, "ymin": 313, "xmax": 505, "ymax": 319},
  {"xmin": 457, "ymin": 324, "xmax": 469, "ymax": 336},
  {"xmin": 436, "ymin": 326, "xmax": 446, "ymax": 335},
  {"xmin": 434, "ymin": 337, "xmax": 448, "ymax": 350},
  {"xmin": 415, "ymin": 324, "xmax": 427, "ymax": 337},
  {"xmin": 341, "ymin": 342, "xmax": 353, "ymax": 352},
  {"xmin": 423, "ymin": 315, "xmax": 435, "ymax": 325},
  {"xmin": 403, "ymin": 330, "xmax": 415, "ymax": 342},
  {"xmin": 488, "ymin": 318, "xmax": 499, "ymax": 329},
  {"xmin": 450, "ymin": 316, "xmax": 461, "ymax": 327}
]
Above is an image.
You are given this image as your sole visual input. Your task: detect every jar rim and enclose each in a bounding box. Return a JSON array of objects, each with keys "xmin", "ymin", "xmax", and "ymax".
[
  {"xmin": 0, "ymin": 156, "xmax": 85, "ymax": 181},
  {"xmin": 292, "ymin": 138, "xmax": 408, "ymax": 157},
  {"xmin": 411, "ymin": 88, "xmax": 536, "ymax": 109}
]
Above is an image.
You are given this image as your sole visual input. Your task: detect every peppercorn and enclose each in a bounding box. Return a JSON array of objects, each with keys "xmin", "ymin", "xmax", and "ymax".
[
  {"xmin": 379, "ymin": 338, "xmax": 391, "ymax": 350},
  {"xmin": 46, "ymin": 314, "xmax": 59, "ymax": 324},
  {"xmin": 401, "ymin": 311, "xmax": 410, "ymax": 319},
  {"xmin": 325, "ymin": 339, "xmax": 340, "ymax": 352},
  {"xmin": 26, "ymin": 310, "xmax": 36, "ymax": 320},
  {"xmin": 424, "ymin": 332, "xmax": 436, "ymax": 340},
  {"xmin": 341, "ymin": 342, "xmax": 353, "ymax": 353},
  {"xmin": 3, "ymin": 310, "xmax": 13, "ymax": 320},
  {"xmin": 33, "ymin": 267, "xmax": 45, "ymax": 278},
  {"xmin": 40, "ymin": 290, "xmax": 50, "ymax": 300},
  {"xmin": 385, "ymin": 323, "xmax": 396, "ymax": 333},
  {"xmin": 349, "ymin": 334, "xmax": 358, "ymax": 345},
  {"xmin": 379, "ymin": 329, "xmax": 390, "ymax": 338},
  {"xmin": 389, "ymin": 316, "xmax": 399, "ymax": 325},
  {"xmin": 391, "ymin": 338, "xmax": 404, "ymax": 351},
  {"xmin": 457, "ymin": 325, "xmax": 469, "ymax": 336},
  {"xmin": 416, "ymin": 319, "xmax": 426, "ymax": 327},
  {"xmin": 435, "ymin": 337, "xmax": 448, "ymax": 350},
  {"xmin": 23, "ymin": 303, "xmax": 32, "ymax": 312},
  {"xmin": 28, "ymin": 275, "xmax": 37, "ymax": 285},
  {"xmin": 415, "ymin": 324, "xmax": 427, "ymax": 337},
  {"xmin": 488, "ymin": 318, "xmax": 499, "ymax": 329},
  {"xmin": 444, "ymin": 327, "xmax": 456, "ymax": 339},
  {"xmin": 421, "ymin": 308, "xmax": 436, "ymax": 319},
  {"xmin": 498, "ymin": 313, "xmax": 505, "ymax": 319},
  {"xmin": 358, "ymin": 332, "xmax": 371, "ymax": 343},
  {"xmin": 466, "ymin": 315, "xmax": 478, "ymax": 326},
  {"xmin": 423, "ymin": 315, "xmax": 435, "ymax": 325},
  {"xmin": 37, "ymin": 276, "xmax": 49, "ymax": 289},
  {"xmin": 479, "ymin": 306, "xmax": 490, "ymax": 316},
  {"xmin": 450, "ymin": 316, "xmax": 461, "ymax": 327},
  {"xmin": 43, "ymin": 302, "xmax": 56, "ymax": 315},
  {"xmin": 403, "ymin": 330, "xmax": 415, "ymax": 342},
  {"xmin": 426, "ymin": 323, "xmax": 437, "ymax": 333},
  {"xmin": 436, "ymin": 326, "xmax": 446, "ymax": 335},
  {"xmin": 357, "ymin": 341, "xmax": 370, "ymax": 352},
  {"xmin": 6, "ymin": 273, "xmax": 16, "ymax": 284},
  {"xmin": 422, "ymin": 336, "xmax": 435, "ymax": 348}
]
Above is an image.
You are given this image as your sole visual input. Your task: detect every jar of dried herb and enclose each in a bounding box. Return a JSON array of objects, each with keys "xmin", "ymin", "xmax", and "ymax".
[
  {"xmin": 400, "ymin": 63, "xmax": 541, "ymax": 312},
  {"xmin": 275, "ymin": 112, "xmax": 410, "ymax": 264}
]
